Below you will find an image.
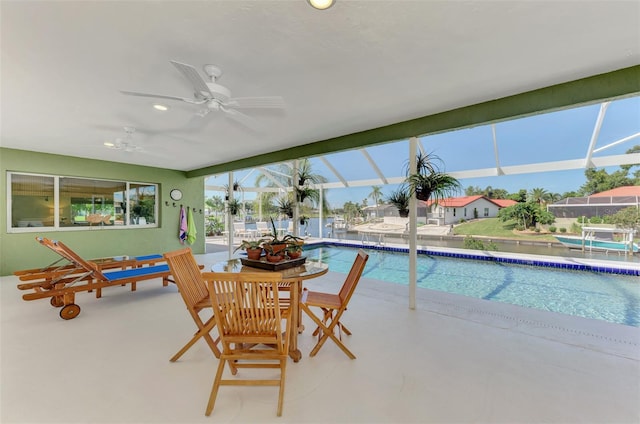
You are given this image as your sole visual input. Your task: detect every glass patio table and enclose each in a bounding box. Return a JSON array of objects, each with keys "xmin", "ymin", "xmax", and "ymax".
[{"xmin": 211, "ymin": 258, "xmax": 329, "ymax": 362}]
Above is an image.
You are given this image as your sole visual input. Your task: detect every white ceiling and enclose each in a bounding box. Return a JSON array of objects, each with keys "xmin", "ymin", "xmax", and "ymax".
[{"xmin": 2, "ymin": 1, "xmax": 639, "ymax": 173}]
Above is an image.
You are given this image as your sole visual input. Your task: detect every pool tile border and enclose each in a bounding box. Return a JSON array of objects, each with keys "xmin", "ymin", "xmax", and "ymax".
[{"xmin": 310, "ymin": 240, "xmax": 640, "ymax": 276}]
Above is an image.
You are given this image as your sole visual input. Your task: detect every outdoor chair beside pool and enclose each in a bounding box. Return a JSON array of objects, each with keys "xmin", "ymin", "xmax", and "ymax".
[
  {"xmin": 255, "ymin": 221, "xmax": 271, "ymax": 236},
  {"xmin": 300, "ymin": 249, "xmax": 369, "ymax": 359}
]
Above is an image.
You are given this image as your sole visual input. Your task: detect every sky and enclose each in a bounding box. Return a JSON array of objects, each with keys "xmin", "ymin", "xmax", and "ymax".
[{"xmin": 206, "ymin": 95, "xmax": 640, "ymax": 209}]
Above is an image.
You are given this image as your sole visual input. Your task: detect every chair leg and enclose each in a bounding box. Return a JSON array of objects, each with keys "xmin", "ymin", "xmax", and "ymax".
[
  {"xmin": 205, "ymin": 358, "xmax": 227, "ymax": 416},
  {"xmin": 302, "ymin": 304, "xmax": 356, "ymax": 359},
  {"xmin": 277, "ymin": 357, "xmax": 287, "ymax": 417},
  {"xmin": 170, "ymin": 318, "xmax": 220, "ymax": 362}
]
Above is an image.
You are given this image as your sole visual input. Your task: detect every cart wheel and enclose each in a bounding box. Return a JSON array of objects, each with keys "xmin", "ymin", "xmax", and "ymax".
[
  {"xmin": 50, "ymin": 296, "xmax": 64, "ymax": 307},
  {"xmin": 59, "ymin": 304, "xmax": 81, "ymax": 320}
]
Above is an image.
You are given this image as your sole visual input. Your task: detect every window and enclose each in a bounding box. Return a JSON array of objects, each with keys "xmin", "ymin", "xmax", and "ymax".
[
  {"xmin": 9, "ymin": 173, "xmax": 55, "ymax": 228},
  {"xmin": 484, "ymin": 208, "xmax": 489, "ymax": 217},
  {"xmin": 8, "ymin": 172, "xmax": 158, "ymax": 232}
]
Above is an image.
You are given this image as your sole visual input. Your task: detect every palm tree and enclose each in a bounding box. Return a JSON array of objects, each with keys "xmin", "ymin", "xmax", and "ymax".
[
  {"xmin": 528, "ymin": 187, "xmax": 550, "ymax": 205},
  {"xmin": 205, "ymin": 195, "xmax": 225, "ymax": 218},
  {"xmin": 254, "ymin": 158, "xmax": 330, "ymax": 215},
  {"xmin": 369, "ymin": 185, "xmax": 383, "ymax": 220}
]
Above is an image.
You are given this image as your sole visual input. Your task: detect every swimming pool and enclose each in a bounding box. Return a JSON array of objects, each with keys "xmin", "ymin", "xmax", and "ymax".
[{"xmin": 303, "ymin": 244, "xmax": 640, "ymax": 327}]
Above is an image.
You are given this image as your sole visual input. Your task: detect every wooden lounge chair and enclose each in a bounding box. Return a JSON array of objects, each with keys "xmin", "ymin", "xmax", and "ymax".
[
  {"xmin": 205, "ymin": 272, "xmax": 291, "ymax": 417},
  {"xmin": 233, "ymin": 221, "xmax": 253, "ymax": 239},
  {"xmin": 16, "ymin": 237, "xmax": 172, "ymax": 320},
  {"xmin": 163, "ymin": 247, "xmax": 221, "ymax": 361},
  {"xmin": 300, "ymin": 249, "xmax": 369, "ymax": 359},
  {"xmin": 255, "ymin": 221, "xmax": 271, "ymax": 236}
]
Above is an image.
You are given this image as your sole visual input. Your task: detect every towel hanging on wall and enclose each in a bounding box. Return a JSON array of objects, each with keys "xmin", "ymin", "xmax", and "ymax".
[
  {"xmin": 186, "ymin": 206, "xmax": 197, "ymax": 245},
  {"xmin": 179, "ymin": 206, "xmax": 187, "ymax": 244}
]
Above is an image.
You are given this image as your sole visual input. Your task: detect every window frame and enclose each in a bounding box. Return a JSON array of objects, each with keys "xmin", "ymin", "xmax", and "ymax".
[{"xmin": 7, "ymin": 171, "xmax": 159, "ymax": 233}]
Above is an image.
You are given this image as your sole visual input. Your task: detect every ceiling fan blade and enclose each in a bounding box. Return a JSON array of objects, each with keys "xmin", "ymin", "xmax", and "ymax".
[
  {"xmin": 170, "ymin": 60, "xmax": 212, "ymax": 99},
  {"xmin": 226, "ymin": 96, "xmax": 285, "ymax": 109},
  {"xmin": 120, "ymin": 90, "xmax": 200, "ymax": 103},
  {"xmin": 220, "ymin": 106, "xmax": 262, "ymax": 132}
]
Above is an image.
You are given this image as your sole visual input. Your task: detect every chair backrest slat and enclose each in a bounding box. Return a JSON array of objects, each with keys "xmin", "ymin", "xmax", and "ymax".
[
  {"xmin": 164, "ymin": 248, "xmax": 208, "ymax": 308},
  {"xmin": 338, "ymin": 249, "xmax": 369, "ymax": 304},
  {"xmin": 207, "ymin": 272, "xmax": 286, "ymax": 349},
  {"xmin": 37, "ymin": 237, "xmax": 106, "ymax": 280}
]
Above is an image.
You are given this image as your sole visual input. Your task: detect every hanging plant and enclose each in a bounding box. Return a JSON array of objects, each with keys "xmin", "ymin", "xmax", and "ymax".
[
  {"xmin": 405, "ymin": 152, "xmax": 461, "ymax": 204},
  {"xmin": 387, "ymin": 185, "xmax": 410, "ymax": 217},
  {"xmin": 276, "ymin": 196, "xmax": 294, "ymax": 218},
  {"xmin": 227, "ymin": 198, "xmax": 241, "ymax": 216},
  {"xmin": 295, "ymin": 186, "xmax": 319, "ymax": 205},
  {"xmin": 296, "ymin": 159, "xmax": 323, "ymax": 187}
]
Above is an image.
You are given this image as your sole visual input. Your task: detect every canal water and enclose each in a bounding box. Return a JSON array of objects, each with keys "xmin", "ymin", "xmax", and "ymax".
[{"xmin": 242, "ymin": 217, "xmax": 640, "ymax": 264}]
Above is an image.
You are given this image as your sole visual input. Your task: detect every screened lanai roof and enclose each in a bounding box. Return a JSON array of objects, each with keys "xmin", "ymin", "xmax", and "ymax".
[{"xmin": 205, "ymin": 96, "xmax": 640, "ymax": 202}]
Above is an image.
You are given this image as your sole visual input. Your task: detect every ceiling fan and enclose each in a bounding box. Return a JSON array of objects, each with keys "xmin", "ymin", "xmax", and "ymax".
[
  {"xmin": 103, "ymin": 127, "xmax": 142, "ymax": 152},
  {"xmin": 121, "ymin": 60, "xmax": 285, "ymax": 130}
]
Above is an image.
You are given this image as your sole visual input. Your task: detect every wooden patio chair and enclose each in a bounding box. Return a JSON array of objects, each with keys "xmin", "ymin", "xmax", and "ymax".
[
  {"xmin": 205, "ymin": 272, "xmax": 291, "ymax": 417},
  {"xmin": 163, "ymin": 248, "xmax": 221, "ymax": 361},
  {"xmin": 300, "ymin": 249, "xmax": 369, "ymax": 359}
]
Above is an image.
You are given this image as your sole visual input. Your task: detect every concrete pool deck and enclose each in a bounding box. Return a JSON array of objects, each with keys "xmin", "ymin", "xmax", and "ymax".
[{"xmin": 1, "ymin": 249, "xmax": 638, "ymax": 423}]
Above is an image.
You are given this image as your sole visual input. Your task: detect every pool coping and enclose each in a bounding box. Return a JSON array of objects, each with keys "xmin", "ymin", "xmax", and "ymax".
[{"xmin": 305, "ymin": 238, "xmax": 640, "ymax": 276}]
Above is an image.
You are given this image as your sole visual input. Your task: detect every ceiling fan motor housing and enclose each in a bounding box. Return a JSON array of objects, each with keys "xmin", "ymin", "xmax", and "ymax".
[{"xmin": 203, "ymin": 82, "xmax": 231, "ymax": 102}]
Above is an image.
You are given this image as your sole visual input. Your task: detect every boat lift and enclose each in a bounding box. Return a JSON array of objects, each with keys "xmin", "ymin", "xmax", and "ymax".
[{"xmin": 580, "ymin": 226, "xmax": 638, "ymax": 255}]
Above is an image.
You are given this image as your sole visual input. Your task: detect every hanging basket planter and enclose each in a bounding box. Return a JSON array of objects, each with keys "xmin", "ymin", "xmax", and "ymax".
[{"xmin": 415, "ymin": 188, "xmax": 431, "ymax": 201}]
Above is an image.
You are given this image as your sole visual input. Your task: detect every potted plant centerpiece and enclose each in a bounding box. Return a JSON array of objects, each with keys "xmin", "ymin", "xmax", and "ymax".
[
  {"xmin": 234, "ymin": 239, "xmax": 267, "ymax": 260},
  {"xmin": 387, "ymin": 185, "xmax": 410, "ymax": 218},
  {"xmin": 285, "ymin": 241, "xmax": 303, "ymax": 259},
  {"xmin": 263, "ymin": 217, "xmax": 304, "ymax": 262}
]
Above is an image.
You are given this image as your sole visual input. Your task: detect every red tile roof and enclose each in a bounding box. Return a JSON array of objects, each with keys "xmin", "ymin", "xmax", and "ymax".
[
  {"xmin": 590, "ymin": 186, "xmax": 640, "ymax": 197},
  {"xmin": 491, "ymin": 199, "xmax": 518, "ymax": 208},
  {"xmin": 423, "ymin": 195, "xmax": 516, "ymax": 208}
]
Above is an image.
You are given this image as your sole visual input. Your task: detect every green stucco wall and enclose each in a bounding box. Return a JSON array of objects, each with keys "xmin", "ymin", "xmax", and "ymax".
[{"xmin": 0, "ymin": 148, "xmax": 205, "ymax": 275}]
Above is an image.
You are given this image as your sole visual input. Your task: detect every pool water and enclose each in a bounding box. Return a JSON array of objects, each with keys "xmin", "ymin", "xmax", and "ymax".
[{"xmin": 304, "ymin": 245, "xmax": 640, "ymax": 327}]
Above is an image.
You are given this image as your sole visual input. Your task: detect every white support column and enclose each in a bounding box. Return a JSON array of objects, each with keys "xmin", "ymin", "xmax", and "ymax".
[
  {"xmin": 293, "ymin": 160, "xmax": 299, "ymax": 237},
  {"xmin": 227, "ymin": 172, "xmax": 234, "ymax": 259},
  {"xmin": 319, "ymin": 187, "xmax": 324, "ymax": 239},
  {"xmin": 409, "ymin": 137, "xmax": 417, "ymax": 310}
]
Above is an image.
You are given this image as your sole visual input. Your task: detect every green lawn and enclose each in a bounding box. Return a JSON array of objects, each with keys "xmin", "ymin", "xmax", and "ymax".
[{"xmin": 453, "ymin": 218, "xmax": 557, "ymax": 242}]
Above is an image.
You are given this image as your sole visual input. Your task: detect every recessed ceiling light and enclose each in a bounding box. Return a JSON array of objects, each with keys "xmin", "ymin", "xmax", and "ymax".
[
  {"xmin": 104, "ymin": 141, "xmax": 115, "ymax": 147},
  {"xmin": 308, "ymin": 0, "xmax": 335, "ymax": 10},
  {"xmin": 153, "ymin": 104, "xmax": 168, "ymax": 111}
]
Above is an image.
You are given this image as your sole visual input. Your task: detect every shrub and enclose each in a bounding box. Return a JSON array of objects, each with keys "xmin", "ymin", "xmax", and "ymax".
[
  {"xmin": 589, "ymin": 216, "xmax": 603, "ymax": 224},
  {"xmin": 463, "ymin": 235, "xmax": 498, "ymax": 251},
  {"xmin": 549, "ymin": 226, "xmax": 557, "ymax": 233},
  {"xmin": 559, "ymin": 227, "xmax": 567, "ymax": 233}
]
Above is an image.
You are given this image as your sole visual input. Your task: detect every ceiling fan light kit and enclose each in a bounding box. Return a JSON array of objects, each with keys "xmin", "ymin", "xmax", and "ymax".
[
  {"xmin": 104, "ymin": 127, "xmax": 142, "ymax": 152},
  {"xmin": 308, "ymin": 0, "xmax": 335, "ymax": 10}
]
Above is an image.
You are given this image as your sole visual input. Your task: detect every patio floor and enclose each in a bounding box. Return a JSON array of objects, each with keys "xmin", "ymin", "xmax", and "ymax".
[{"xmin": 1, "ymin": 250, "xmax": 639, "ymax": 423}]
